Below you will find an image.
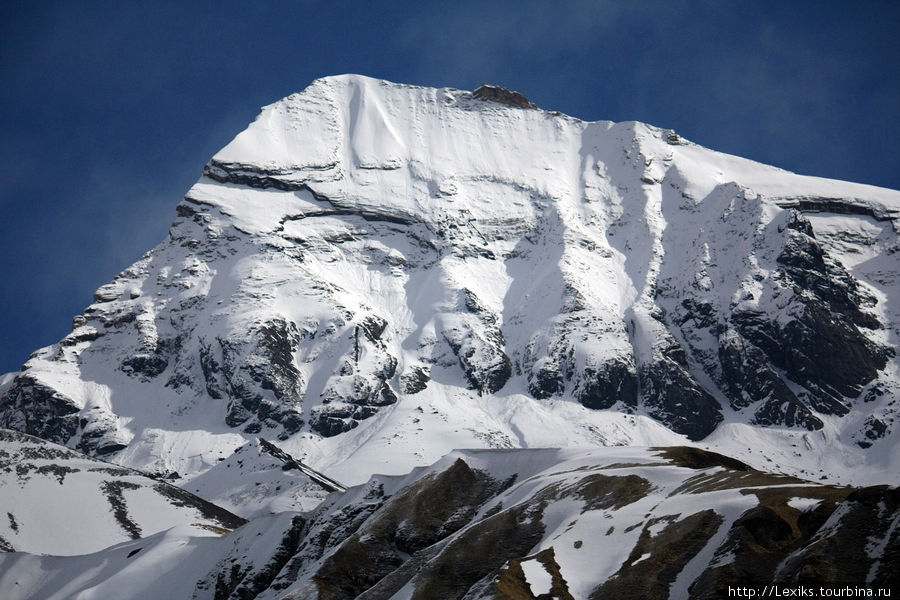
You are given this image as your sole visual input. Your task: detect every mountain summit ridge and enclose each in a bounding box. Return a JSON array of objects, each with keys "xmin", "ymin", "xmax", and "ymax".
[{"xmin": 1, "ymin": 75, "xmax": 898, "ymax": 505}]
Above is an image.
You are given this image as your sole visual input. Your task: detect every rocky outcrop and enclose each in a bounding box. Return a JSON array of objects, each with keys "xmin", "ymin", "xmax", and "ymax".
[
  {"xmin": 312, "ymin": 315, "xmax": 399, "ymax": 437},
  {"xmin": 778, "ymin": 196, "xmax": 899, "ymax": 222},
  {"xmin": 733, "ymin": 213, "xmax": 889, "ymax": 406},
  {"xmin": 206, "ymin": 515, "xmax": 309, "ymax": 600},
  {"xmin": 217, "ymin": 319, "xmax": 306, "ymax": 438},
  {"xmin": 688, "ymin": 485, "xmax": 900, "ymax": 596},
  {"xmin": 773, "ymin": 486, "xmax": 899, "ymax": 588},
  {"xmin": 492, "ymin": 547, "xmax": 575, "ymax": 600},
  {"xmin": 640, "ymin": 338, "xmax": 723, "ymax": 441},
  {"xmin": 310, "ymin": 458, "xmax": 514, "ymax": 599},
  {"xmin": 591, "ymin": 510, "xmax": 724, "ymax": 599},
  {"xmin": 0, "ymin": 375, "xmax": 80, "ymax": 447},
  {"xmin": 575, "ymin": 359, "xmax": 639, "ymax": 410},
  {"xmin": 662, "ymin": 207, "xmax": 895, "ymax": 436},
  {"xmin": 399, "ymin": 365, "xmax": 430, "ymax": 395},
  {"xmin": 472, "ymin": 84, "xmax": 539, "ymax": 109},
  {"xmin": 442, "ymin": 290, "xmax": 512, "ymax": 396},
  {"xmin": 718, "ymin": 328, "xmax": 823, "ymax": 430}
]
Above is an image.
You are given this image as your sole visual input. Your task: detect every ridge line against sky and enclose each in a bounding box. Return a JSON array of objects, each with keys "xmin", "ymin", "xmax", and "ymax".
[{"xmin": 1, "ymin": 0, "xmax": 898, "ymax": 373}]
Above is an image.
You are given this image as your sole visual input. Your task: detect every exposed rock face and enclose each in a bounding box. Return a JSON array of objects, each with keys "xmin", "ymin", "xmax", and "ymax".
[
  {"xmin": 660, "ymin": 197, "xmax": 897, "ymax": 443},
  {"xmin": 442, "ymin": 290, "xmax": 512, "ymax": 395},
  {"xmin": 773, "ymin": 486, "xmax": 900, "ymax": 588},
  {"xmin": 591, "ymin": 509, "xmax": 725, "ymax": 599},
  {"xmin": 472, "ymin": 84, "xmax": 539, "ymax": 109},
  {"xmin": 205, "ymin": 514, "xmax": 309, "ymax": 600},
  {"xmin": 399, "ymin": 365, "xmax": 429, "ymax": 394},
  {"xmin": 309, "ymin": 458, "xmax": 518, "ymax": 599},
  {"xmin": 216, "ymin": 319, "xmax": 306, "ymax": 436},
  {"xmin": 640, "ymin": 352, "xmax": 723, "ymax": 441},
  {"xmin": 732, "ymin": 214, "xmax": 888, "ymax": 405},
  {"xmin": 688, "ymin": 485, "xmax": 899, "ymax": 596},
  {"xmin": 0, "ymin": 375, "xmax": 80, "ymax": 447},
  {"xmin": 493, "ymin": 547, "xmax": 575, "ymax": 600},
  {"xmin": 312, "ymin": 316, "xmax": 399, "ymax": 437},
  {"xmin": 717, "ymin": 327, "xmax": 823, "ymax": 430},
  {"xmin": 574, "ymin": 358, "xmax": 638, "ymax": 410}
]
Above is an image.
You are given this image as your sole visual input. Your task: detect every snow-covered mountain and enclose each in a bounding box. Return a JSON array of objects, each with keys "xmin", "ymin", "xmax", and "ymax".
[
  {"xmin": 3, "ymin": 446, "xmax": 896, "ymax": 599},
  {"xmin": 1, "ymin": 73, "xmax": 900, "ymax": 598},
  {"xmin": 1, "ymin": 73, "xmax": 899, "ymax": 506}
]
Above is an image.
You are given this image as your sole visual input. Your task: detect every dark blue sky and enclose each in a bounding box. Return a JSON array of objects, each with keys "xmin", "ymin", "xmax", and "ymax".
[{"xmin": 1, "ymin": 1, "xmax": 898, "ymax": 374}]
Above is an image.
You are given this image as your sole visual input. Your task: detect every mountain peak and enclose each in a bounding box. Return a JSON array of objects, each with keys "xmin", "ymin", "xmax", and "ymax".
[{"xmin": 1, "ymin": 75, "xmax": 899, "ymax": 512}]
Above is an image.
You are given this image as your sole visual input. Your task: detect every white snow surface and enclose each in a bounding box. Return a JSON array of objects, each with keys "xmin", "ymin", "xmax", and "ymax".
[
  {"xmin": 183, "ymin": 439, "xmax": 331, "ymax": 518},
  {"xmin": 0, "ymin": 515, "xmax": 296, "ymax": 600},
  {"xmin": 787, "ymin": 497, "xmax": 823, "ymax": 511},
  {"xmin": 520, "ymin": 557, "xmax": 554, "ymax": 596},
  {"xmin": 0, "ymin": 430, "xmax": 242, "ymax": 556},
  {"xmin": 4, "ymin": 74, "xmax": 900, "ymax": 518}
]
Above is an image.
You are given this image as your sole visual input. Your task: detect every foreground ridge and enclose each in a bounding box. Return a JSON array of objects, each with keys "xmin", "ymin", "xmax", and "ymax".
[{"xmin": 1, "ymin": 446, "xmax": 896, "ymax": 598}]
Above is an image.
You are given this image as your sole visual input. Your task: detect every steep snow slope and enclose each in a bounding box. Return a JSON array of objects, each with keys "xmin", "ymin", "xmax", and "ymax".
[
  {"xmin": 1, "ymin": 75, "xmax": 898, "ymax": 512},
  {"xmin": 0, "ymin": 429, "xmax": 244, "ymax": 555},
  {"xmin": 2, "ymin": 446, "xmax": 895, "ymax": 599}
]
